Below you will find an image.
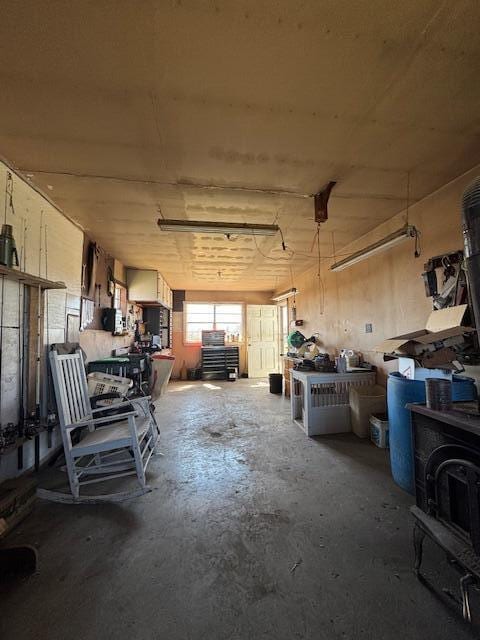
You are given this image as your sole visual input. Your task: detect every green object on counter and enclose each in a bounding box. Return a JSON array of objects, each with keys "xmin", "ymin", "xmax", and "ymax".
[{"xmin": 287, "ymin": 331, "xmax": 306, "ymax": 349}]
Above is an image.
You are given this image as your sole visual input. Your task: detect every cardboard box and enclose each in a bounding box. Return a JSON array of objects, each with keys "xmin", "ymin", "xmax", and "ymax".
[{"xmin": 375, "ymin": 305, "xmax": 474, "ymax": 368}]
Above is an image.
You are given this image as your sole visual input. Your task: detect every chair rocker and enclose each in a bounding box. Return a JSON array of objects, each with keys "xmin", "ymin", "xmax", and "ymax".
[{"xmin": 42, "ymin": 348, "xmax": 159, "ymax": 503}]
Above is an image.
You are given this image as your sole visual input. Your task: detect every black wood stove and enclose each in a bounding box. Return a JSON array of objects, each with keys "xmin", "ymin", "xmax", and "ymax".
[{"xmin": 409, "ymin": 402, "xmax": 480, "ymax": 623}]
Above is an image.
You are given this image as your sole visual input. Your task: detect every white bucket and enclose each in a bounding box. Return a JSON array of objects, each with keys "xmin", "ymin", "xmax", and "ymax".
[{"xmin": 370, "ymin": 413, "xmax": 389, "ymax": 448}]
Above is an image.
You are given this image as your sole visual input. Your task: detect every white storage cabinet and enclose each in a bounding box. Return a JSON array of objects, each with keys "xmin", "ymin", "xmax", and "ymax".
[
  {"xmin": 127, "ymin": 269, "xmax": 172, "ymax": 308},
  {"xmin": 127, "ymin": 269, "xmax": 158, "ymax": 302},
  {"xmin": 291, "ymin": 370, "xmax": 376, "ymax": 436}
]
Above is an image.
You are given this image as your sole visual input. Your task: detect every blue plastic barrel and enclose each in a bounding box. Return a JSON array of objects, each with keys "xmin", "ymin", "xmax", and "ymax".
[{"xmin": 387, "ymin": 372, "xmax": 477, "ymax": 494}]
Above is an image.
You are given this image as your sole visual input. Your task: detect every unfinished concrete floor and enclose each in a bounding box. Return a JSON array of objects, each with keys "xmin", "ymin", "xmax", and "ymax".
[{"xmin": 0, "ymin": 379, "xmax": 476, "ymax": 639}]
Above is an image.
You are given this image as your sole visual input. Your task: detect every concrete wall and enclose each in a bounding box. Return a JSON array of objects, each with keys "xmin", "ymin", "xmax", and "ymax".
[
  {"xmin": 0, "ymin": 161, "xmax": 83, "ymax": 480},
  {"xmin": 276, "ymin": 165, "xmax": 480, "ymax": 385},
  {"xmin": 172, "ymin": 290, "xmax": 272, "ymax": 378}
]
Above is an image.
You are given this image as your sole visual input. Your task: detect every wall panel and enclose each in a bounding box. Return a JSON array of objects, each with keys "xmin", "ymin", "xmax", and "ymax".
[{"xmin": 0, "ymin": 161, "xmax": 82, "ymax": 480}]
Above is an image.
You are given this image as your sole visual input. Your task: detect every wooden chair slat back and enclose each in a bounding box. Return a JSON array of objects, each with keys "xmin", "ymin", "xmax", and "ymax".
[{"xmin": 50, "ymin": 349, "xmax": 92, "ymax": 430}]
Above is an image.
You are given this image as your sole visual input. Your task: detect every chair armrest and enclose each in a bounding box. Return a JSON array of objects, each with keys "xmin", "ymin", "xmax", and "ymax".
[{"xmin": 69, "ymin": 410, "xmax": 138, "ymax": 429}]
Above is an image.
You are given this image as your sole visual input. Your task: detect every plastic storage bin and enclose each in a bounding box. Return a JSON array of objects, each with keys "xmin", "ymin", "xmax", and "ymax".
[
  {"xmin": 291, "ymin": 370, "xmax": 376, "ymax": 436},
  {"xmin": 87, "ymin": 371, "xmax": 132, "ymax": 404},
  {"xmin": 387, "ymin": 371, "xmax": 477, "ymax": 494},
  {"xmin": 349, "ymin": 385, "xmax": 386, "ymax": 438},
  {"xmin": 370, "ymin": 413, "xmax": 389, "ymax": 448}
]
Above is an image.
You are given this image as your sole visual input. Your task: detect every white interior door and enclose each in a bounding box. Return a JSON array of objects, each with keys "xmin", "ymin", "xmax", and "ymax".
[{"xmin": 247, "ymin": 305, "xmax": 279, "ymax": 377}]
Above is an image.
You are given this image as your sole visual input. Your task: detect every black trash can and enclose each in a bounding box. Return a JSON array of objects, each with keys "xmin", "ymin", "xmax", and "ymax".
[{"xmin": 269, "ymin": 373, "xmax": 283, "ymax": 394}]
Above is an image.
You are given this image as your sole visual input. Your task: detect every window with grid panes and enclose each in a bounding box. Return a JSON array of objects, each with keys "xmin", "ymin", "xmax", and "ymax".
[{"xmin": 184, "ymin": 303, "xmax": 243, "ymax": 344}]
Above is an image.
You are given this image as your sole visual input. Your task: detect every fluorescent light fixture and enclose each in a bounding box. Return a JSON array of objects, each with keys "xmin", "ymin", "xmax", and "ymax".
[
  {"xmin": 272, "ymin": 288, "xmax": 299, "ymax": 302},
  {"xmin": 157, "ymin": 218, "xmax": 279, "ymax": 236},
  {"xmin": 330, "ymin": 225, "xmax": 417, "ymax": 272}
]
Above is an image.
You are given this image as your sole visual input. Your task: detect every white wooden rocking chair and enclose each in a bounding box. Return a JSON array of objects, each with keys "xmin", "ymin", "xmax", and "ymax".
[{"xmin": 40, "ymin": 348, "xmax": 159, "ymax": 503}]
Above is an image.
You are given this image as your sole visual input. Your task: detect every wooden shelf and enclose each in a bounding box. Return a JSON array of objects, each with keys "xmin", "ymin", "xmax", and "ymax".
[{"xmin": 0, "ymin": 264, "xmax": 66, "ymax": 290}]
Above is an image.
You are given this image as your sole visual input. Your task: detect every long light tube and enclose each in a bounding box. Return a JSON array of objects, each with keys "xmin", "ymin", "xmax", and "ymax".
[
  {"xmin": 271, "ymin": 288, "xmax": 299, "ymax": 302},
  {"xmin": 330, "ymin": 225, "xmax": 417, "ymax": 272},
  {"xmin": 157, "ymin": 218, "xmax": 279, "ymax": 236}
]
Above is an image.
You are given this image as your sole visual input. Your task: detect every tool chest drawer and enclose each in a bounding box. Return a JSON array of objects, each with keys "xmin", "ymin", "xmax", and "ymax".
[{"xmin": 201, "ymin": 346, "xmax": 239, "ymax": 380}]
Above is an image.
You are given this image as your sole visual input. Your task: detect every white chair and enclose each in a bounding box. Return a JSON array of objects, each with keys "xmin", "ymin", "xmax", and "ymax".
[{"xmin": 46, "ymin": 348, "xmax": 159, "ymax": 503}]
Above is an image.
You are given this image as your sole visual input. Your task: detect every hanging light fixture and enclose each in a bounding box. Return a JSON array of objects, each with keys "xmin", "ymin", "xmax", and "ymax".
[
  {"xmin": 330, "ymin": 225, "xmax": 417, "ymax": 272},
  {"xmin": 157, "ymin": 219, "xmax": 279, "ymax": 236}
]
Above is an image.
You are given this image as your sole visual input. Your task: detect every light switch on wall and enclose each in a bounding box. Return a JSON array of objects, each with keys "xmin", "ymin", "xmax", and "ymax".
[{"xmin": 365, "ymin": 323, "xmax": 373, "ymax": 333}]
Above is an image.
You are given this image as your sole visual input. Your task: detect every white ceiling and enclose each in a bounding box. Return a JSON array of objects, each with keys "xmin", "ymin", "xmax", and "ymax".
[{"xmin": 1, "ymin": 1, "xmax": 480, "ymax": 290}]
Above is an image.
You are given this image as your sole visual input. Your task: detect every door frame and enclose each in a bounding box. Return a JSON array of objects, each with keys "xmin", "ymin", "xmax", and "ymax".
[{"xmin": 277, "ymin": 301, "xmax": 288, "ymax": 368}]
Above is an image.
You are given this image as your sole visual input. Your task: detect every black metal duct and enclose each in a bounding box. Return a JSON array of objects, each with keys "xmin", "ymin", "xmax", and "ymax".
[{"xmin": 462, "ymin": 177, "xmax": 480, "ymax": 331}]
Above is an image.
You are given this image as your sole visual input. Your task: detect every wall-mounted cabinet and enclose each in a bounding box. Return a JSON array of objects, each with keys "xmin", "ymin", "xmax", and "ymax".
[
  {"xmin": 157, "ymin": 273, "xmax": 173, "ymax": 309},
  {"xmin": 127, "ymin": 269, "xmax": 157, "ymax": 302},
  {"xmin": 127, "ymin": 269, "xmax": 172, "ymax": 308}
]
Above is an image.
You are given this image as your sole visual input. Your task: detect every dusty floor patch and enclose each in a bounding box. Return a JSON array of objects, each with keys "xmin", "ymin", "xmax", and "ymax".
[{"xmin": 0, "ymin": 380, "xmax": 475, "ymax": 640}]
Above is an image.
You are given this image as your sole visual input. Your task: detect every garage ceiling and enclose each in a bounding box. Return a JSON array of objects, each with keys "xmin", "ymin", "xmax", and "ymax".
[{"xmin": 1, "ymin": 1, "xmax": 480, "ymax": 291}]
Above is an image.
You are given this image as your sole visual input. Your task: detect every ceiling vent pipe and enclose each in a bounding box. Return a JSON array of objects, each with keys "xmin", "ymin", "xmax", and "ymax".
[{"xmin": 462, "ymin": 177, "xmax": 480, "ymax": 332}]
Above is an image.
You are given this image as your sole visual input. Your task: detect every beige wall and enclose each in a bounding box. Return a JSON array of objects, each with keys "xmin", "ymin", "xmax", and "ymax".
[
  {"xmin": 276, "ymin": 165, "xmax": 480, "ymax": 385},
  {"xmin": 79, "ymin": 330, "xmax": 133, "ymax": 363},
  {"xmin": 79, "ymin": 257, "xmax": 135, "ymax": 362},
  {"xmin": 172, "ymin": 290, "xmax": 272, "ymax": 377}
]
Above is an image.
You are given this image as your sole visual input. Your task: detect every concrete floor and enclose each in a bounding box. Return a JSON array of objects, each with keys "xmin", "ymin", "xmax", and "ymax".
[{"xmin": 0, "ymin": 379, "xmax": 476, "ymax": 640}]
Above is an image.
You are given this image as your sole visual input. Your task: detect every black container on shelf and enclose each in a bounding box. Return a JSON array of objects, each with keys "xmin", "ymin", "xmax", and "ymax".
[{"xmin": 425, "ymin": 378, "xmax": 452, "ymax": 410}]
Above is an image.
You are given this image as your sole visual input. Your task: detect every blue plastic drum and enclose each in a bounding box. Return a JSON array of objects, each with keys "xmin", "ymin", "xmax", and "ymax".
[{"xmin": 387, "ymin": 372, "xmax": 477, "ymax": 494}]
